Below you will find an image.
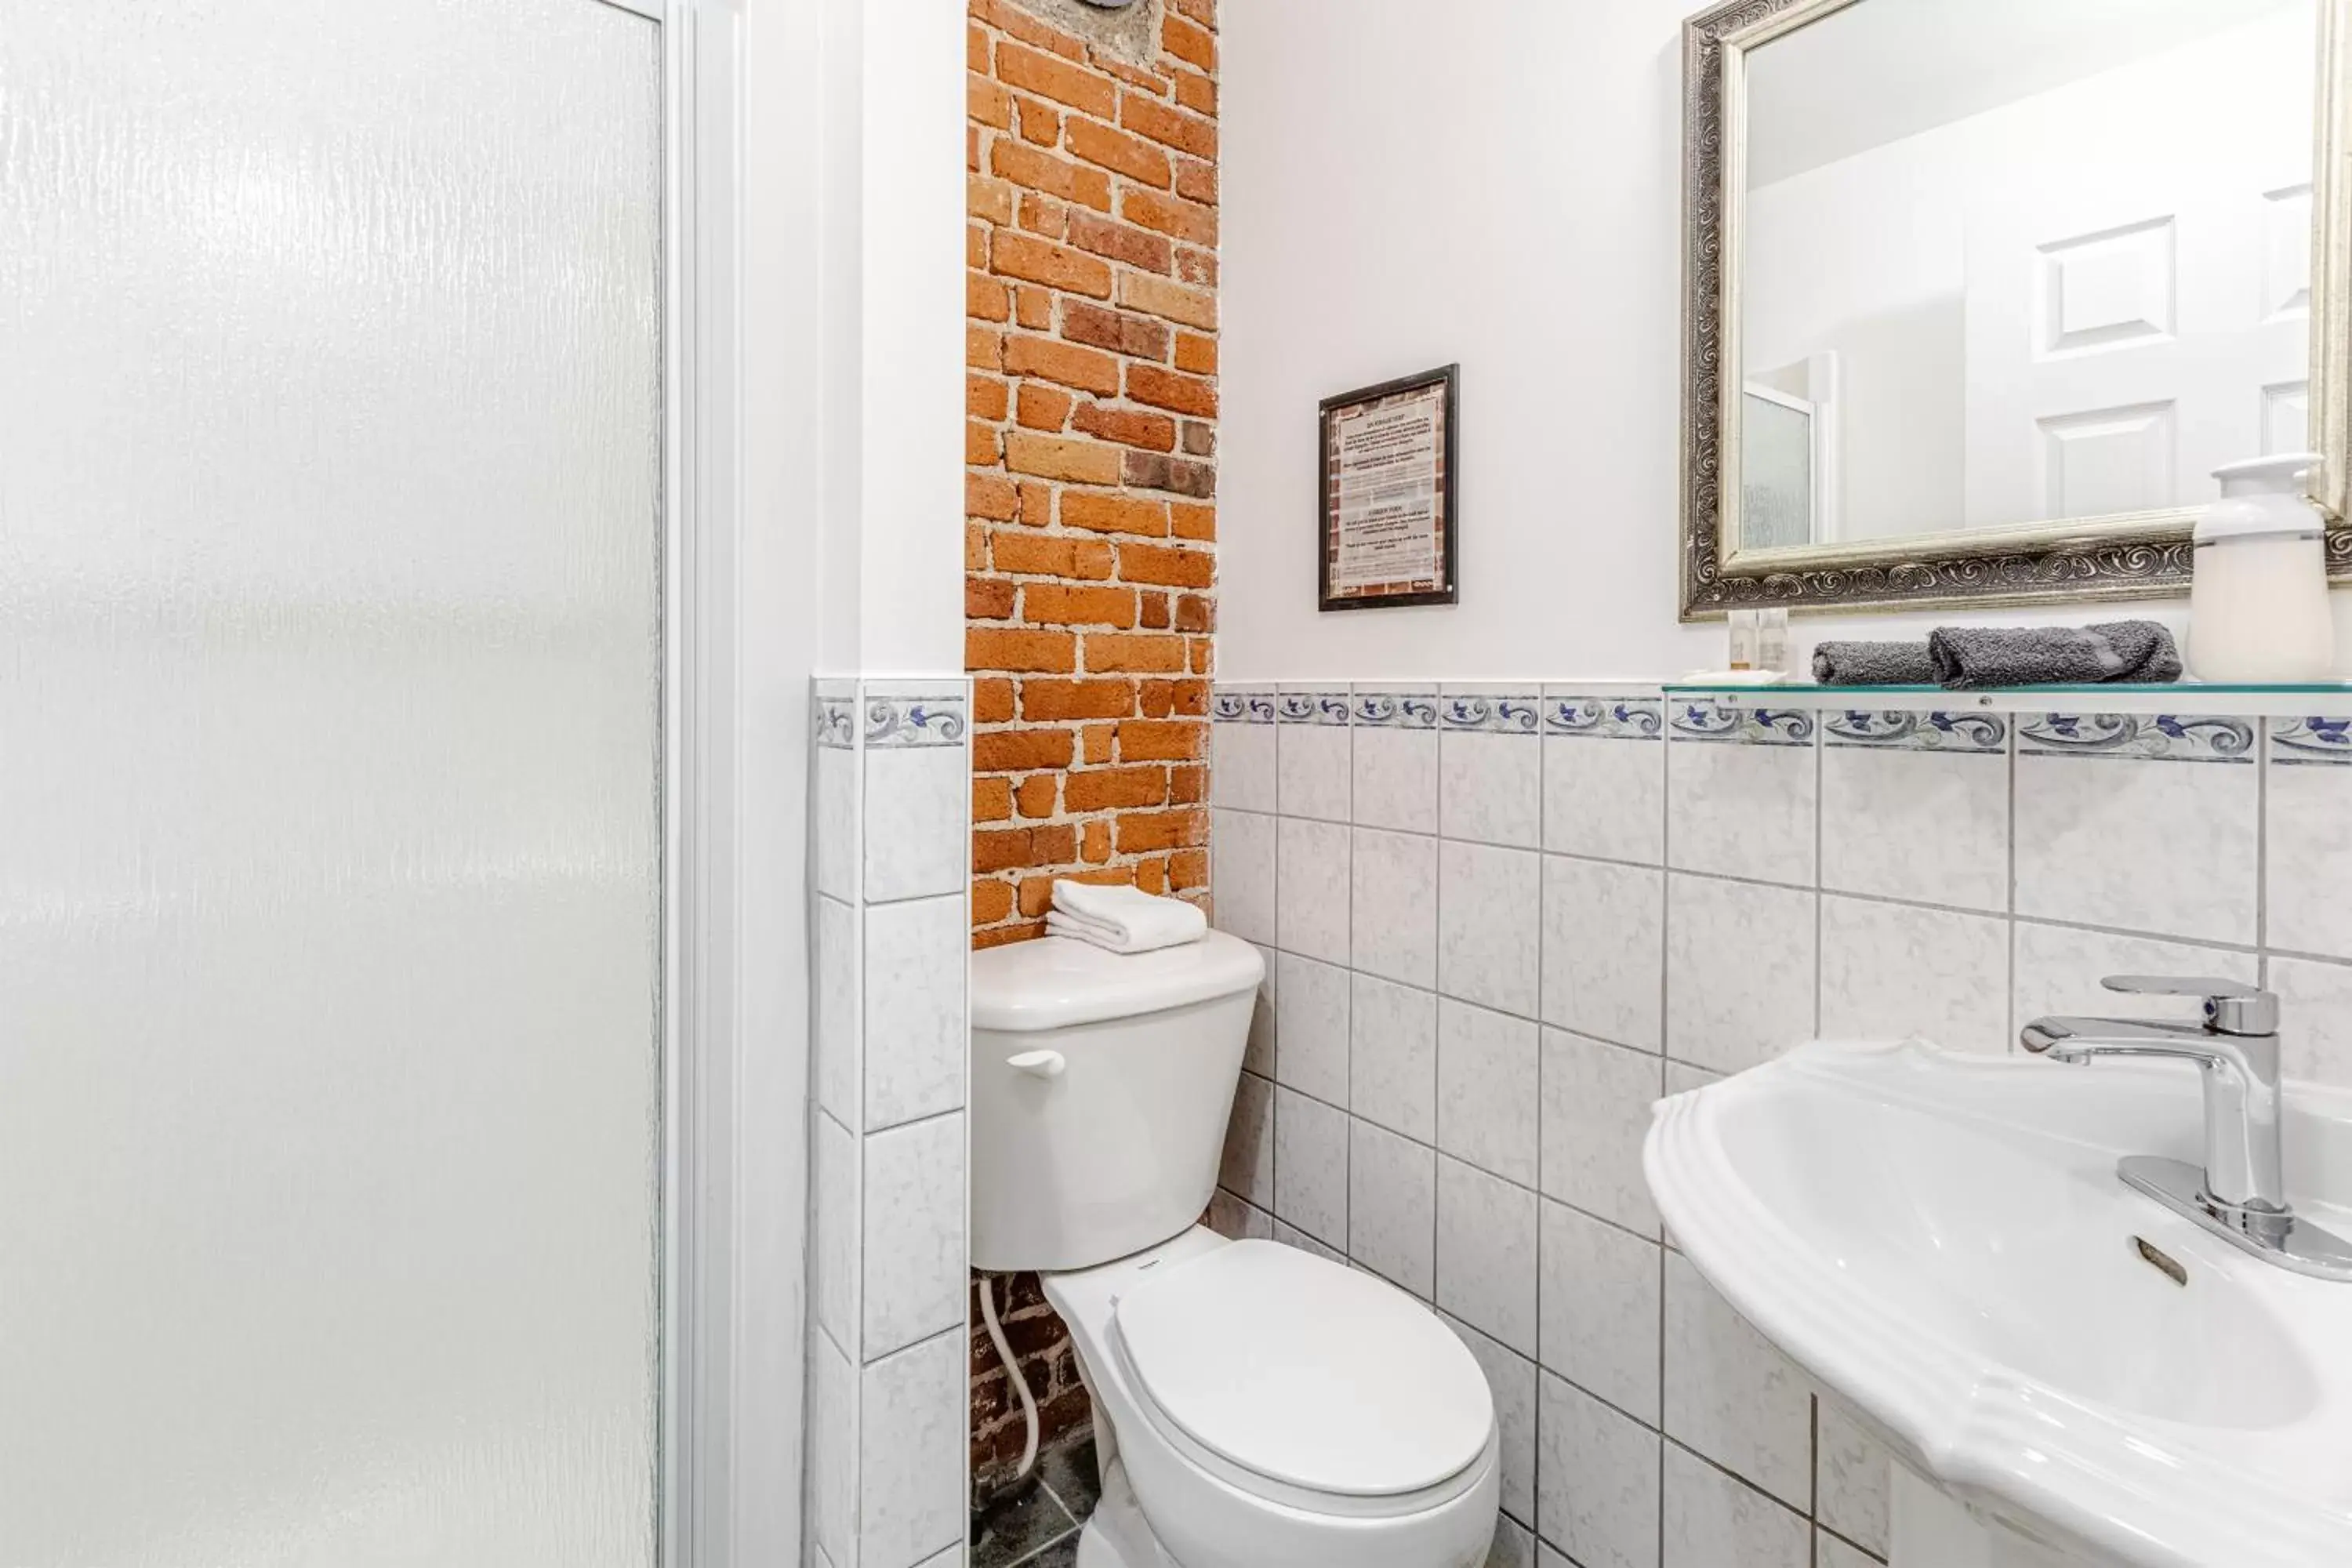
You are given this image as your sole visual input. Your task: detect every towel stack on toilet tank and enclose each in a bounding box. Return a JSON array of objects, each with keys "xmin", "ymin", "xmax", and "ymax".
[{"xmin": 1045, "ymin": 880, "xmax": 1207, "ymax": 955}]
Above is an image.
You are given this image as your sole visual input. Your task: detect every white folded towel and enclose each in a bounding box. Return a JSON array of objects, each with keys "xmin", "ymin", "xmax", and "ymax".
[{"xmin": 1047, "ymin": 880, "xmax": 1207, "ymax": 954}]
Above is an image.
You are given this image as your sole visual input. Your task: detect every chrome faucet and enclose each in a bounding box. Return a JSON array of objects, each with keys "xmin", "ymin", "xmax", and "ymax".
[{"xmin": 2021, "ymin": 975, "xmax": 2352, "ymax": 1282}]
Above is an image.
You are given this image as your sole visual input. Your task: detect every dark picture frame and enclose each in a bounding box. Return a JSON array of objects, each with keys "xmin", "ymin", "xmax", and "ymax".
[{"xmin": 1317, "ymin": 364, "xmax": 1460, "ymax": 612}]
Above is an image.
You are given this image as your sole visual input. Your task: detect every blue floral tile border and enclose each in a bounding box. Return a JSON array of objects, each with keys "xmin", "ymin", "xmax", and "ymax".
[
  {"xmin": 1277, "ymin": 690, "xmax": 1352, "ymax": 726},
  {"xmin": 1439, "ymin": 692, "xmax": 1541, "ymax": 735},
  {"xmin": 2271, "ymin": 717, "xmax": 2352, "ymax": 765},
  {"xmin": 815, "ymin": 695, "xmax": 858, "ymax": 750},
  {"xmin": 1544, "ymin": 694, "xmax": 1663, "ymax": 740},
  {"xmin": 1823, "ymin": 710, "xmax": 2006, "ymax": 753},
  {"xmin": 2018, "ymin": 713, "xmax": 2254, "ymax": 764},
  {"xmin": 865, "ymin": 691, "xmax": 967, "ymax": 749},
  {"xmin": 1211, "ymin": 687, "xmax": 1276, "ymax": 724},
  {"xmin": 1353, "ymin": 690, "xmax": 1439, "ymax": 728},
  {"xmin": 1668, "ymin": 701, "xmax": 1814, "ymax": 746}
]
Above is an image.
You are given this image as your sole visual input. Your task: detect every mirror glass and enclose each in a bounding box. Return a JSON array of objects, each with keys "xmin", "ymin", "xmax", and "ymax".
[{"xmin": 1737, "ymin": 0, "xmax": 2319, "ymax": 554}]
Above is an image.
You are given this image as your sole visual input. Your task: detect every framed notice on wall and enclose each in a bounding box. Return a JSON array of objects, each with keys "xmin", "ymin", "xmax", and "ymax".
[{"xmin": 1317, "ymin": 364, "xmax": 1458, "ymax": 612}]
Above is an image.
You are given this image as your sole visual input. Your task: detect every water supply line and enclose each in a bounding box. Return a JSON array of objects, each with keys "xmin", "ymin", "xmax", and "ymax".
[{"xmin": 978, "ymin": 1272, "xmax": 1039, "ymax": 1480}]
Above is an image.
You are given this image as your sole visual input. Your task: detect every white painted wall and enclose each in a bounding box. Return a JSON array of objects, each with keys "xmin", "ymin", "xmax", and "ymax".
[
  {"xmin": 812, "ymin": 0, "xmax": 967, "ymax": 676},
  {"xmin": 1218, "ymin": 0, "xmax": 2352, "ymax": 681}
]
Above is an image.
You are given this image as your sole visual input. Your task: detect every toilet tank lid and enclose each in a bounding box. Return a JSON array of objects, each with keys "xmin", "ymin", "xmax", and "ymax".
[{"xmin": 971, "ymin": 931, "xmax": 1264, "ymax": 1033}]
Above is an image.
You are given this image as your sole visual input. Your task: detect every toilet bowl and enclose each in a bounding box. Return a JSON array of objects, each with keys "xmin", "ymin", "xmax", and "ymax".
[
  {"xmin": 1044, "ymin": 1227, "xmax": 1500, "ymax": 1568},
  {"xmin": 971, "ymin": 932, "xmax": 1501, "ymax": 1568}
]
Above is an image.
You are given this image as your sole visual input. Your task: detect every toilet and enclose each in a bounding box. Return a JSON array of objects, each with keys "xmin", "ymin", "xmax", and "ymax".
[{"xmin": 971, "ymin": 931, "xmax": 1500, "ymax": 1568}]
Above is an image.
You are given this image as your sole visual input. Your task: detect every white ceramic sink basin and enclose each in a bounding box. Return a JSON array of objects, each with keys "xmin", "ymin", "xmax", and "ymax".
[{"xmin": 1645, "ymin": 1039, "xmax": 2352, "ymax": 1568}]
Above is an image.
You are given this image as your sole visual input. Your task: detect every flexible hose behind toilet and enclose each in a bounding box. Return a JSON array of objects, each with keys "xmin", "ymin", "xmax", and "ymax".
[{"xmin": 978, "ymin": 1273, "xmax": 1039, "ymax": 1480}]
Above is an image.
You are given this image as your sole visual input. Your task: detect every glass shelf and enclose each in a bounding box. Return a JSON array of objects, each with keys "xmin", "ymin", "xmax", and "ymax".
[{"xmin": 1661, "ymin": 681, "xmax": 2352, "ymax": 717}]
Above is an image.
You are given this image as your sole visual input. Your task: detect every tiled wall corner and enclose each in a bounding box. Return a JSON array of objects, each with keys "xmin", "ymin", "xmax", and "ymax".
[
  {"xmin": 1208, "ymin": 680, "xmax": 2352, "ymax": 1568},
  {"xmin": 806, "ymin": 677, "xmax": 972, "ymax": 1568}
]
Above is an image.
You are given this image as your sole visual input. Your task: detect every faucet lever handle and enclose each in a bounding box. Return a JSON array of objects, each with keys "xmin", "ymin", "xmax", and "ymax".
[
  {"xmin": 2102, "ymin": 975, "xmax": 2278, "ymax": 1036},
  {"xmin": 2102, "ymin": 974, "xmax": 2259, "ymax": 999}
]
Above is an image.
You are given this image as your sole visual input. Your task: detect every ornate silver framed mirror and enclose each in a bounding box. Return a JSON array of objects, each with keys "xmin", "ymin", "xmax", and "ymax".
[{"xmin": 1680, "ymin": 0, "xmax": 2352, "ymax": 618}]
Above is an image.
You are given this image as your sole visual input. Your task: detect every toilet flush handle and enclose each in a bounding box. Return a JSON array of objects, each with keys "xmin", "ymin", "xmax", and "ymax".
[{"xmin": 1007, "ymin": 1049, "xmax": 1066, "ymax": 1080}]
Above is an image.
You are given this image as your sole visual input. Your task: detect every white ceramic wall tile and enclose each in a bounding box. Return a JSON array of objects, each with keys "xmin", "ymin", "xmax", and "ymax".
[
  {"xmin": 1813, "ymin": 1531, "xmax": 1883, "ymax": 1568},
  {"xmin": 1220, "ymin": 1069, "xmax": 1275, "ymax": 1209},
  {"xmin": 1209, "ymin": 808, "xmax": 1276, "ymax": 945},
  {"xmin": 1439, "ymin": 840, "xmax": 1542, "ymax": 1017},
  {"xmin": 1541, "ymin": 855, "xmax": 1665, "ymax": 1051},
  {"xmin": 1274, "ymin": 1086, "xmax": 1349, "ymax": 1248},
  {"xmin": 2264, "ymin": 956, "xmax": 2352, "ymax": 1086},
  {"xmin": 1540, "ymin": 1200, "xmax": 1662, "ymax": 1423},
  {"xmin": 1447, "ymin": 1313, "xmax": 1538, "ymax": 1528},
  {"xmin": 1661, "ymin": 1443, "xmax": 1810, "ymax": 1568},
  {"xmin": 1438, "ymin": 998, "xmax": 1541, "ymax": 1185},
  {"xmin": 1275, "ymin": 951, "xmax": 1351, "ymax": 1106},
  {"xmin": 814, "ymin": 1109, "xmax": 859, "ymax": 1356},
  {"xmin": 2267, "ymin": 730, "xmax": 2352, "ymax": 961},
  {"xmin": 1277, "ymin": 688, "xmax": 1353, "ymax": 822},
  {"xmin": 815, "ymin": 895, "xmax": 861, "ymax": 1127},
  {"xmin": 1273, "ymin": 1218, "xmax": 1346, "ymax": 1265},
  {"xmin": 1208, "ymin": 1188, "xmax": 1272, "ymax": 1242},
  {"xmin": 815, "ymin": 741, "xmax": 861, "ymax": 902},
  {"xmin": 1352, "ymin": 827, "xmax": 1440, "ymax": 987},
  {"xmin": 808, "ymin": 1334, "xmax": 858, "ymax": 1568},
  {"xmin": 1442, "ymin": 728, "xmax": 1544, "ymax": 848},
  {"xmin": 1816, "ymin": 1399, "xmax": 1891, "ymax": 1559},
  {"xmin": 1244, "ymin": 942, "xmax": 1278, "ymax": 1077},
  {"xmin": 1488, "ymin": 1518, "xmax": 1535, "ymax": 1568},
  {"xmin": 2014, "ymin": 720, "xmax": 2259, "ymax": 946},
  {"xmin": 1668, "ymin": 728, "xmax": 1818, "ymax": 888},
  {"xmin": 858, "ymin": 1330, "xmax": 965, "ymax": 1568},
  {"xmin": 1349, "ymin": 1119, "xmax": 1438, "ymax": 1298},
  {"xmin": 1663, "ymin": 1251, "xmax": 1813, "ymax": 1510},
  {"xmin": 862, "ymin": 747, "xmax": 967, "ymax": 905},
  {"xmin": 1819, "ymin": 734, "xmax": 2009, "ymax": 913},
  {"xmin": 1665, "ymin": 874, "xmax": 1817, "ymax": 1076},
  {"xmin": 2010, "ymin": 922, "xmax": 2258, "ymax": 1047},
  {"xmin": 1817, "ymin": 895, "xmax": 2009, "ymax": 1055},
  {"xmin": 861, "ymin": 1113, "xmax": 964, "ymax": 1359},
  {"xmin": 1353, "ymin": 691, "xmax": 1441, "ymax": 834},
  {"xmin": 1210, "ymin": 693, "xmax": 1277, "ymax": 813},
  {"xmin": 1542, "ymin": 689, "xmax": 1666, "ymax": 866},
  {"xmin": 862, "ymin": 895, "xmax": 966, "ymax": 1131},
  {"xmin": 1541, "ymin": 1029, "xmax": 1664, "ymax": 1236},
  {"xmin": 1352, "ymin": 972, "xmax": 1439, "ymax": 1142},
  {"xmin": 1278, "ymin": 815, "xmax": 1353, "ymax": 964},
  {"xmin": 1540, "ymin": 1372, "xmax": 1662, "ymax": 1568},
  {"xmin": 1436, "ymin": 1154, "xmax": 1540, "ymax": 1356}
]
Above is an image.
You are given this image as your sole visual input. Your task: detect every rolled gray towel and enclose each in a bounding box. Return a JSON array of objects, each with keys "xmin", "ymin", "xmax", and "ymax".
[
  {"xmin": 1811, "ymin": 640, "xmax": 1937, "ymax": 686},
  {"xmin": 1927, "ymin": 620, "xmax": 2181, "ymax": 689}
]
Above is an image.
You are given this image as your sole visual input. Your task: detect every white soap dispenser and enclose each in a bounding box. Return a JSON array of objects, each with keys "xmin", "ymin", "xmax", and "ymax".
[{"xmin": 2190, "ymin": 453, "xmax": 2335, "ymax": 682}]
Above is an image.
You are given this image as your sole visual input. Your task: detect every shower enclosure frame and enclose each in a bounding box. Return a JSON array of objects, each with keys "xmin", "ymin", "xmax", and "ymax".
[{"xmin": 632, "ymin": 2, "xmax": 807, "ymax": 1564}]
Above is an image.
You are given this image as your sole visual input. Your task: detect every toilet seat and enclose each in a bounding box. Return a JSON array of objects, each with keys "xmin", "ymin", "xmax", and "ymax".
[{"xmin": 1108, "ymin": 1240, "xmax": 1494, "ymax": 1517}]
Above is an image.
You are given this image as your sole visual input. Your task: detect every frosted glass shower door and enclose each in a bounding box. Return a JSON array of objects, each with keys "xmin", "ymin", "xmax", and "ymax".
[{"xmin": 0, "ymin": 2, "xmax": 665, "ymax": 1563}]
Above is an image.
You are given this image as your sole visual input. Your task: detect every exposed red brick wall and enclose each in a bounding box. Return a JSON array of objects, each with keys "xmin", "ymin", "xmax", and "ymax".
[
  {"xmin": 965, "ymin": 0, "xmax": 1218, "ymax": 1501},
  {"xmin": 965, "ymin": 0, "xmax": 1218, "ymax": 951}
]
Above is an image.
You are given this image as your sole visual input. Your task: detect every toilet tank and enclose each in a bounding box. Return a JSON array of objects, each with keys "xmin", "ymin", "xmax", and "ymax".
[{"xmin": 970, "ymin": 931, "xmax": 1265, "ymax": 1273}]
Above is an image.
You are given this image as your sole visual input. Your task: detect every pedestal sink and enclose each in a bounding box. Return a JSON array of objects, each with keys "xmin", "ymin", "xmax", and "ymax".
[{"xmin": 1643, "ymin": 1039, "xmax": 2352, "ymax": 1567}]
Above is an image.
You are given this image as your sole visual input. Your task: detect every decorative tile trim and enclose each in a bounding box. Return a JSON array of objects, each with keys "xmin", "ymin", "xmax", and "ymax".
[
  {"xmin": 1822, "ymin": 710, "xmax": 2007, "ymax": 753},
  {"xmin": 1277, "ymin": 690, "xmax": 1352, "ymax": 726},
  {"xmin": 1352, "ymin": 690, "xmax": 1440, "ymax": 728},
  {"xmin": 864, "ymin": 692, "xmax": 967, "ymax": 749},
  {"xmin": 1211, "ymin": 688, "xmax": 1276, "ymax": 724},
  {"xmin": 1439, "ymin": 692, "xmax": 1541, "ymax": 734},
  {"xmin": 2272, "ymin": 717, "xmax": 2352, "ymax": 765},
  {"xmin": 815, "ymin": 696, "xmax": 858, "ymax": 750},
  {"xmin": 2018, "ymin": 713, "xmax": 2255, "ymax": 764},
  {"xmin": 1544, "ymin": 694, "xmax": 1664, "ymax": 740},
  {"xmin": 1668, "ymin": 701, "xmax": 1815, "ymax": 746}
]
